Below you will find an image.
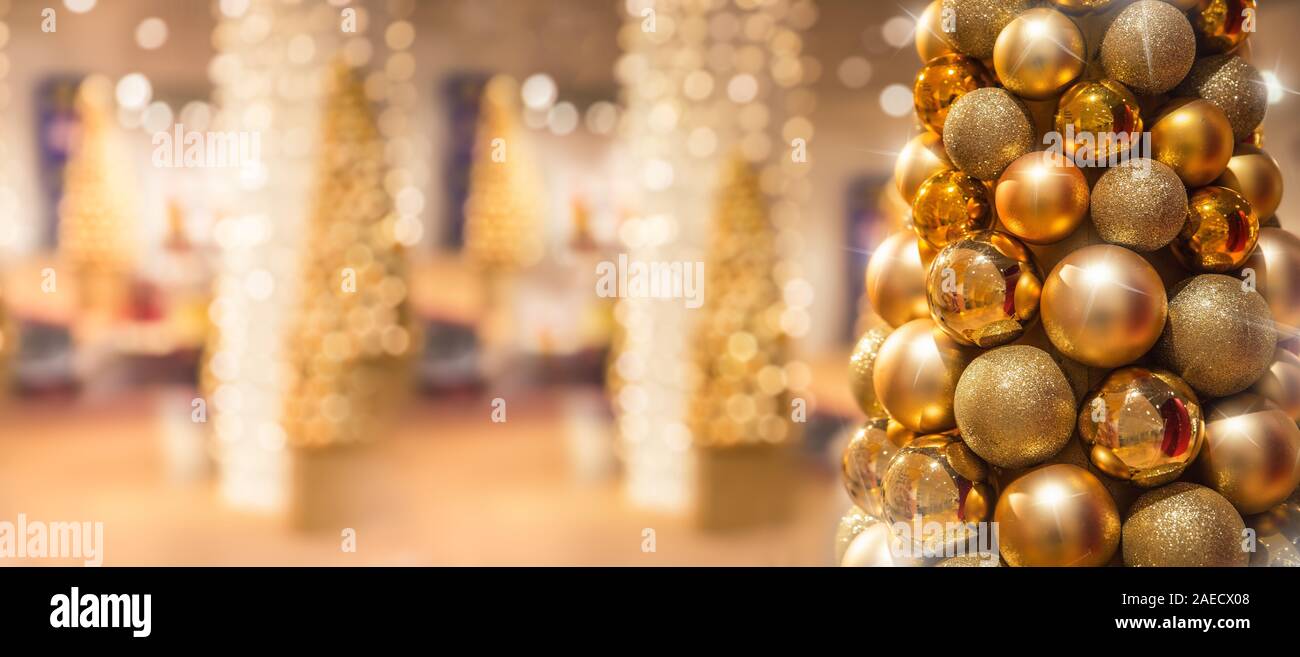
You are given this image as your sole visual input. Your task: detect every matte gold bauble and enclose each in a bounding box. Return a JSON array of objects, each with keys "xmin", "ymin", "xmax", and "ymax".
[
  {"xmin": 1122, "ymin": 482, "xmax": 1249, "ymax": 567},
  {"xmin": 1150, "ymin": 98, "xmax": 1235, "ymax": 188},
  {"xmin": 1200, "ymin": 393, "xmax": 1300, "ymax": 515},
  {"xmin": 942, "ymin": 88, "xmax": 1035, "ymax": 181},
  {"xmin": 1041, "ymin": 244, "xmax": 1168, "ymax": 369},
  {"xmin": 1253, "ymin": 348, "xmax": 1300, "ymax": 422},
  {"xmin": 915, "ymin": 0, "xmax": 957, "ymax": 63},
  {"xmin": 833, "ymin": 505, "xmax": 878, "ymax": 564},
  {"xmin": 894, "ymin": 132, "xmax": 953, "ymax": 205},
  {"xmin": 848, "ymin": 327, "xmax": 891, "ymax": 416},
  {"xmin": 1242, "ymin": 228, "xmax": 1300, "ymax": 331},
  {"xmin": 1215, "ymin": 144, "xmax": 1283, "ymax": 221},
  {"xmin": 1100, "ymin": 1, "xmax": 1196, "ymax": 95},
  {"xmin": 995, "ymin": 152, "xmax": 1089, "ymax": 245},
  {"xmin": 1156, "ymin": 274, "xmax": 1276, "ymax": 397},
  {"xmin": 1079, "ymin": 367, "xmax": 1205, "ymax": 488},
  {"xmin": 947, "ymin": 0, "xmax": 1034, "ymax": 60},
  {"xmin": 1050, "ymin": 0, "xmax": 1114, "ymax": 13},
  {"xmin": 1053, "ymin": 80, "xmax": 1143, "ymax": 164},
  {"xmin": 873, "ymin": 318, "xmax": 974, "ymax": 433},
  {"xmin": 995, "ymin": 464, "xmax": 1120, "ymax": 567},
  {"xmin": 926, "ymin": 231, "xmax": 1043, "ymax": 347},
  {"xmin": 840, "ymin": 521, "xmax": 900, "ymax": 566},
  {"xmin": 1090, "ymin": 159, "xmax": 1188, "ymax": 252},
  {"xmin": 913, "ymin": 53, "xmax": 995, "ymax": 134},
  {"xmin": 1192, "ymin": 0, "xmax": 1257, "ymax": 54},
  {"xmin": 842, "ymin": 417, "xmax": 909, "ymax": 516},
  {"xmin": 1176, "ymin": 54, "xmax": 1268, "ymax": 141},
  {"xmin": 992, "ymin": 8, "xmax": 1086, "ymax": 100},
  {"xmin": 954, "ymin": 345, "xmax": 1076, "ymax": 468},
  {"xmin": 911, "ymin": 169, "xmax": 995, "ymax": 249},
  {"xmin": 881, "ymin": 433, "xmax": 994, "ymax": 552},
  {"xmin": 1171, "ymin": 186, "xmax": 1258, "ymax": 273},
  {"xmin": 865, "ymin": 231, "xmax": 930, "ymax": 328}
]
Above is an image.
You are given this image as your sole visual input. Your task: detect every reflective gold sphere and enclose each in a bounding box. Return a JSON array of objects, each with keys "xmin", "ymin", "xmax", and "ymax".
[
  {"xmin": 881, "ymin": 433, "xmax": 994, "ymax": 553},
  {"xmin": 1242, "ymin": 228, "xmax": 1300, "ymax": 331},
  {"xmin": 1215, "ymin": 144, "xmax": 1283, "ymax": 222},
  {"xmin": 948, "ymin": 0, "xmax": 1034, "ymax": 60},
  {"xmin": 1078, "ymin": 367, "xmax": 1205, "ymax": 488},
  {"xmin": 995, "ymin": 152, "xmax": 1089, "ymax": 246},
  {"xmin": 995, "ymin": 464, "xmax": 1120, "ymax": 567},
  {"xmin": 1192, "ymin": 0, "xmax": 1257, "ymax": 54},
  {"xmin": 1123, "ymin": 482, "xmax": 1249, "ymax": 567},
  {"xmin": 833, "ymin": 505, "xmax": 878, "ymax": 565},
  {"xmin": 915, "ymin": 0, "xmax": 957, "ymax": 63},
  {"xmin": 1151, "ymin": 98, "xmax": 1235, "ymax": 188},
  {"xmin": 993, "ymin": 8, "xmax": 1086, "ymax": 100},
  {"xmin": 1171, "ymin": 186, "xmax": 1258, "ymax": 273},
  {"xmin": 913, "ymin": 53, "xmax": 995, "ymax": 134},
  {"xmin": 894, "ymin": 132, "xmax": 952, "ymax": 205},
  {"xmin": 1053, "ymin": 79, "xmax": 1143, "ymax": 164},
  {"xmin": 911, "ymin": 169, "xmax": 995, "ymax": 249},
  {"xmin": 864, "ymin": 231, "xmax": 930, "ymax": 328},
  {"xmin": 1200, "ymin": 392, "xmax": 1300, "ymax": 515},
  {"xmin": 926, "ymin": 231, "xmax": 1043, "ymax": 347},
  {"xmin": 842, "ymin": 417, "xmax": 912, "ymax": 517},
  {"xmin": 1253, "ymin": 348, "xmax": 1300, "ymax": 422},
  {"xmin": 872, "ymin": 319, "xmax": 974, "ymax": 433}
]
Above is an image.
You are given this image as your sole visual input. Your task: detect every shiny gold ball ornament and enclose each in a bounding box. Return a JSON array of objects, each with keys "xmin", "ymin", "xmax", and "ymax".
[
  {"xmin": 926, "ymin": 232, "xmax": 1043, "ymax": 347},
  {"xmin": 910, "ymin": 170, "xmax": 995, "ymax": 249},
  {"xmin": 1053, "ymin": 80, "xmax": 1143, "ymax": 164},
  {"xmin": 894, "ymin": 132, "xmax": 953, "ymax": 205},
  {"xmin": 995, "ymin": 464, "xmax": 1121, "ymax": 566},
  {"xmin": 848, "ymin": 327, "xmax": 891, "ymax": 416},
  {"xmin": 954, "ymin": 345, "xmax": 1076, "ymax": 468},
  {"xmin": 1050, "ymin": 0, "xmax": 1114, "ymax": 13},
  {"xmin": 842, "ymin": 417, "xmax": 910, "ymax": 516},
  {"xmin": 947, "ymin": 0, "xmax": 1034, "ymax": 60},
  {"xmin": 1200, "ymin": 392, "xmax": 1300, "ymax": 515},
  {"xmin": 833, "ymin": 505, "xmax": 879, "ymax": 565},
  {"xmin": 865, "ymin": 231, "xmax": 930, "ymax": 328},
  {"xmin": 995, "ymin": 152, "xmax": 1089, "ymax": 245},
  {"xmin": 840, "ymin": 521, "xmax": 903, "ymax": 567},
  {"xmin": 1192, "ymin": 0, "xmax": 1257, "ymax": 54},
  {"xmin": 992, "ymin": 8, "xmax": 1086, "ymax": 101},
  {"xmin": 1041, "ymin": 245, "xmax": 1168, "ymax": 369},
  {"xmin": 912, "ymin": 53, "xmax": 995, "ymax": 135},
  {"xmin": 1122, "ymin": 482, "xmax": 1249, "ymax": 567},
  {"xmin": 1078, "ymin": 367, "xmax": 1205, "ymax": 488},
  {"xmin": 1242, "ymin": 228, "xmax": 1300, "ymax": 332},
  {"xmin": 1171, "ymin": 186, "xmax": 1258, "ymax": 273},
  {"xmin": 1176, "ymin": 54, "xmax": 1268, "ymax": 141},
  {"xmin": 873, "ymin": 318, "xmax": 974, "ymax": 433},
  {"xmin": 915, "ymin": 0, "xmax": 957, "ymax": 63},
  {"xmin": 942, "ymin": 88, "xmax": 1035, "ymax": 181},
  {"xmin": 1215, "ymin": 144, "xmax": 1283, "ymax": 222},
  {"xmin": 1090, "ymin": 160, "xmax": 1188, "ymax": 252},
  {"xmin": 1150, "ymin": 98, "xmax": 1235, "ymax": 188},
  {"xmin": 881, "ymin": 433, "xmax": 994, "ymax": 551},
  {"xmin": 1100, "ymin": 0, "xmax": 1197, "ymax": 95},
  {"xmin": 1253, "ymin": 348, "xmax": 1300, "ymax": 422},
  {"xmin": 1156, "ymin": 274, "xmax": 1277, "ymax": 397}
]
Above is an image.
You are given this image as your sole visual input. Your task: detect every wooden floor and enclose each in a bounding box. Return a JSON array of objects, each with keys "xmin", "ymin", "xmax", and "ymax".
[{"xmin": 0, "ymin": 387, "xmax": 845, "ymax": 566}]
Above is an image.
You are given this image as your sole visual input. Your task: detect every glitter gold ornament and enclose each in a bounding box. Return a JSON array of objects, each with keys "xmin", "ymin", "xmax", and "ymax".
[
  {"xmin": 1200, "ymin": 392, "xmax": 1300, "ymax": 515},
  {"xmin": 865, "ymin": 231, "xmax": 930, "ymax": 327},
  {"xmin": 1215, "ymin": 144, "xmax": 1283, "ymax": 222},
  {"xmin": 954, "ymin": 345, "xmax": 1076, "ymax": 468},
  {"xmin": 942, "ymin": 88, "xmax": 1035, "ymax": 181},
  {"xmin": 1049, "ymin": 0, "xmax": 1114, "ymax": 12},
  {"xmin": 995, "ymin": 464, "xmax": 1121, "ymax": 566},
  {"xmin": 881, "ymin": 433, "xmax": 994, "ymax": 552},
  {"xmin": 926, "ymin": 231, "xmax": 1043, "ymax": 347},
  {"xmin": 833, "ymin": 505, "xmax": 879, "ymax": 564},
  {"xmin": 915, "ymin": 0, "xmax": 957, "ymax": 63},
  {"xmin": 1242, "ymin": 228, "xmax": 1300, "ymax": 331},
  {"xmin": 1090, "ymin": 159, "xmax": 1188, "ymax": 252},
  {"xmin": 1100, "ymin": 1, "xmax": 1196, "ymax": 95},
  {"xmin": 1156, "ymin": 274, "xmax": 1277, "ymax": 397},
  {"xmin": 894, "ymin": 132, "xmax": 952, "ymax": 205},
  {"xmin": 947, "ymin": 0, "xmax": 1034, "ymax": 60},
  {"xmin": 1078, "ymin": 367, "xmax": 1205, "ymax": 488},
  {"xmin": 993, "ymin": 8, "xmax": 1086, "ymax": 101},
  {"xmin": 1192, "ymin": 0, "xmax": 1257, "ymax": 54},
  {"xmin": 995, "ymin": 152, "xmax": 1089, "ymax": 246},
  {"xmin": 1150, "ymin": 98, "xmax": 1235, "ymax": 188},
  {"xmin": 1176, "ymin": 54, "xmax": 1268, "ymax": 141},
  {"xmin": 842, "ymin": 417, "xmax": 910, "ymax": 516},
  {"xmin": 912, "ymin": 53, "xmax": 995, "ymax": 134},
  {"xmin": 1122, "ymin": 482, "xmax": 1249, "ymax": 567},
  {"xmin": 911, "ymin": 170, "xmax": 995, "ymax": 249},
  {"xmin": 1171, "ymin": 186, "xmax": 1258, "ymax": 273},
  {"xmin": 873, "ymin": 318, "xmax": 974, "ymax": 433},
  {"xmin": 1041, "ymin": 245, "xmax": 1168, "ymax": 369},
  {"xmin": 1253, "ymin": 348, "xmax": 1300, "ymax": 421},
  {"xmin": 936, "ymin": 553, "xmax": 1000, "ymax": 566},
  {"xmin": 1053, "ymin": 80, "xmax": 1143, "ymax": 164},
  {"xmin": 848, "ymin": 327, "xmax": 891, "ymax": 416}
]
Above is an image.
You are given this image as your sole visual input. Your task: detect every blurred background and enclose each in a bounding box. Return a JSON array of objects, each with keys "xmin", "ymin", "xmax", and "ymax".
[{"xmin": 1, "ymin": 0, "xmax": 1298, "ymax": 565}]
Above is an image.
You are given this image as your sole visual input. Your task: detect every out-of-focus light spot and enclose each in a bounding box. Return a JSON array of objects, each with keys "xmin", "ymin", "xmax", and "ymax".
[
  {"xmin": 141, "ymin": 101, "xmax": 173, "ymax": 133},
  {"xmin": 521, "ymin": 73, "xmax": 557, "ymax": 111},
  {"xmin": 1262, "ymin": 70, "xmax": 1284, "ymax": 105},
  {"xmin": 643, "ymin": 158, "xmax": 674, "ymax": 191},
  {"xmin": 115, "ymin": 73, "xmax": 152, "ymax": 110},
  {"xmin": 585, "ymin": 101, "xmax": 619, "ymax": 135},
  {"xmin": 837, "ymin": 56, "xmax": 872, "ymax": 89},
  {"xmin": 547, "ymin": 101, "xmax": 579, "ymax": 136},
  {"xmin": 135, "ymin": 17, "xmax": 168, "ymax": 50},
  {"xmin": 880, "ymin": 83, "xmax": 913, "ymax": 117},
  {"xmin": 881, "ymin": 16, "xmax": 914, "ymax": 48},
  {"xmin": 64, "ymin": 0, "xmax": 96, "ymax": 13},
  {"xmin": 727, "ymin": 73, "xmax": 758, "ymax": 103},
  {"xmin": 219, "ymin": 0, "xmax": 250, "ymax": 18}
]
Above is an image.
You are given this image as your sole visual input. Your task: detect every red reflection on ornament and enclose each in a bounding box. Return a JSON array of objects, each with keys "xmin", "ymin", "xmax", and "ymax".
[
  {"xmin": 1002, "ymin": 264, "xmax": 1021, "ymax": 317},
  {"xmin": 1159, "ymin": 397, "xmax": 1191, "ymax": 457},
  {"xmin": 1226, "ymin": 210, "xmax": 1250, "ymax": 254}
]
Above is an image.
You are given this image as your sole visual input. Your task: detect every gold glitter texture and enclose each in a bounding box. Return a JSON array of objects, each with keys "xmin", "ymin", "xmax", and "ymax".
[
  {"xmin": 1090, "ymin": 159, "xmax": 1187, "ymax": 252},
  {"xmin": 1156, "ymin": 274, "xmax": 1277, "ymax": 397},
  {"xmin": 954, "ymin": 345, "xmax": 1076, "ymax": 468},
  {"xmin": 943, "ymin": 88, "xmax": 1035, "ymax": 181},
  {"xmin": 1100, "ymin": 0, "xmax": 1196, "ymax": 95},
  {"xmin": 1123, "ymin": 482, "xmax": 1248, "ymax": 567}
]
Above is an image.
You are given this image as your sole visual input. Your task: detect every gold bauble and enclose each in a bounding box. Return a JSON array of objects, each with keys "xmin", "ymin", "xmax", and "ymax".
[
  {"xmin": 942, "ymin": 88, "xmax": 1035, "ymax": 181},
  {"xmin": 1160, "ymin": 0, "xmax": 1201, "ymax": 9},
  {"xmin": 833, "ymin": 505, "xmax": 879, "ymax": 565},
  {"xmin": 1246, "ymin": 491, "xmax": 1300, "ymax": 567},
  {"xmin": 873, "ymin": 319, "xmax": 974, "ymax": 433},
  {"xmin": 913, "ymin": 53, "xmax": 995, "ymax": 134},
  {"xmin": 1053, "ymin": 80, "xmax": 1143, "ymax": 164},
  {"xmin": 840, "ymin": 521, "xmax": 901, "ymax": 566},
  {"xmin": 1100, "ymin": 1, "xmax": 1196, "ymax": 95},
  {"xmin": 1171, "ymin": 186, "xmax": 1258, "ymax": 273},
  {"xmin": 1078, "ymin": 367, "xmax": 1205, "ymax": 488},
  {"xmin": 1176, "ymin": 54, "xmax": 1268, "ymax": 141},
  {"xmin": 848, "ymin": 327, "xmax": 891, "ymax": 416},
  {"xmin": 1050, "ymin": 0, "xmax": 1114, "ymax": 12},
  {"xmin": 992, "ymin": 8, "xmax": 1086, "ymax": 100},
  {"xmin": 881, "ymin": 433, "xmax": 994, "ymax": 552},
  {"xmin": 911, "ymin": 169, "xmax": 995, "ymax": 249},
  {"xmin": 1242, "ymin": 228, "xmax": 1300, "ymax": 331},
  {"xmin": 1200, "ymin": 392, "xmax": 1300, "ymax": 515},
  {"xmin": 1253, "ymin": 348, "xmax": 1300, "ymax": 422},
  {"xmin": 1215, "ymin": 144, "xmax": 1283, "ymax": 222},
  {"xmin": 1156, "ymin": 274, "xmax": 1276, "ymax": 397},
  {"xmin": 864, "ymin": 231, "xmax": 930, "ymax": 328},
  {"xmin": 1090, "ymin": 159, "xmax": 1188, "ymax": 252},
  {"xmin": 947, "ymin": 0, "xmax": 1034, "ymax": 60},
  {"xmin": 842, "ymin": 417, "xmax": 909, "ymax": 516},
  {"xmin": 995, "ymin": 464, "xmax": 1120, "ymax": 567},
  {"xmin": 926, "ymin": 231, "xmax": 1043, "ymax": 347},
  {"xmin": 894, "ymin": 132, "xmax": 953, "ymax": 205},
  {"xmin": 954, "ymin": 345, "xmax": 1076, "ymax": 468},
  {"xmin": 915, "ymin": 0, "xmax": 957, "ymax": 63},
  {"xmin": 1041, "ymin": 244, "xmax": 1168, "ymax": 369},
  {"xmin": 1192, "ymin": 0, "xmax": 1257, "ymax": 54},
  {"xmin": 995, "ymin": 152, "xmax": 1089, "ymax": 245},
  {"xmin": 1123, "ymin": 482, "xmax": 1249, "ymax": 567},
  {"xmin": 1150, "ymin": 98, "xmax": 1235, "ymax": 189}
]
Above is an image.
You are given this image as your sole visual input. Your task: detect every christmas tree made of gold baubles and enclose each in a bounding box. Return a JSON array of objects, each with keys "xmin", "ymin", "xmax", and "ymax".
[{"xmin": 840, "ymin": 0, "xmax": 1300, "ymax": 567}]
